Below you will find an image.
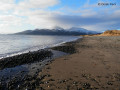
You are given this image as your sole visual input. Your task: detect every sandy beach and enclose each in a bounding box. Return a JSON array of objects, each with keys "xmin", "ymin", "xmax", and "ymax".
[
  {"xmin": 38, "ymin": 36, "xmax": 120, "ymax": 90},
  {"xmin": 0, "ymin": 36, "xmax": 120, "ymax": 90}
]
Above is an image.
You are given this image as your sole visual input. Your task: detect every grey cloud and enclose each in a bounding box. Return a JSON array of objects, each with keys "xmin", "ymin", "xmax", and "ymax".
[{"xmin": 50, "ymin": 12, "xmax": 120, "ymax": 31}]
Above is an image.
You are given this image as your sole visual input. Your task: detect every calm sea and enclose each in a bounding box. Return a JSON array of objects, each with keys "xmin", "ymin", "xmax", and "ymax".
[{"xmin": 0, "ymin": 34, "xmax": 81, "ymax": 58}]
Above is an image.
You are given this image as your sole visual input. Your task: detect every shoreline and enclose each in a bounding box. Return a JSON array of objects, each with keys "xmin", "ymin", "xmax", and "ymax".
[
  {"xmin": 0, "ymin": 37, "xmax": 81, "ymax": 70},
  {"xmin": 0, "ymin": 36, "xmax": 81, "ymax": 59},
  {"xmin": 0, "ymin": 37, "xmax": 81, "ymax": 89},
  {"xmin": 0, "ymin": 36, "xmax": 120, "ymax": 89}
]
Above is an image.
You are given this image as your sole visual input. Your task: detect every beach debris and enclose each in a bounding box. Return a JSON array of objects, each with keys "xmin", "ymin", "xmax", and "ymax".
[
  {"xmin": 73, "ymin": 81, "xmax": 78, "ymax": 85},
  {"xmin": 82, "ymin": 82, "xmax": 91, "ymax": 89},
  {"xmin": 81, "ymin": 73, "xmax": 91, "ymax": 79},
  {"xmin": 107, "ymin": 81, "xmax": 113, "ymax": 85},
  {"xmin": 48, "ymin": 79, "xmax": 55, "ymax": 81}
]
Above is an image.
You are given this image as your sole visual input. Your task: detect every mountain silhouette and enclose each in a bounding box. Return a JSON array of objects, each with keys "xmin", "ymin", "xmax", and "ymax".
[{"xmin": 15, "ymin": 27, "xmax": 100, "ymax": 35}]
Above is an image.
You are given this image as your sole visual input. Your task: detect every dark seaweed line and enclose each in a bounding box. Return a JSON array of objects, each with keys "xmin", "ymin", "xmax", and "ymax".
[
  {"xmin": 51, "ymin": 40, "xmax": 79, "ymax": 54},
  {"xmin": 0, "ymin": 49, "xmax": 53, "ymax": 70},
  {"xmin": 51, "ymin": 38, "xmax": 81, "ymax": 54}
]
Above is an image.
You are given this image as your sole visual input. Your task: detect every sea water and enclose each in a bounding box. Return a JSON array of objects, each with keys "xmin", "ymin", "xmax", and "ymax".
[{"xmin": 0, "ymin": 34, "xmax": 81, "ymax": 58}]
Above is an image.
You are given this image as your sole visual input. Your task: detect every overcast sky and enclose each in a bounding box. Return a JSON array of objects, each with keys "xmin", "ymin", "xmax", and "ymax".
[{"xmin": 0, "ymin": 0, "xmax": 120, "ymax": 33}]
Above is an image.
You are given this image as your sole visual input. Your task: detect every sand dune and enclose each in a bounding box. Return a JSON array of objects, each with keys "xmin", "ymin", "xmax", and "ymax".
[
  {"xmin": 82, "ymin": 30, "xmax": 120, "ymax": 37},
  {"xmin": 102, "ymin": 30, "xmax": 120, "ymax": 36}
]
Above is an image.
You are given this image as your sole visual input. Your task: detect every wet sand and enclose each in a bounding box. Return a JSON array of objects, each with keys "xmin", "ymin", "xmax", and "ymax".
[{"xmin": 38, "ymin": 36, "xmax": 120, "ymax": 90}]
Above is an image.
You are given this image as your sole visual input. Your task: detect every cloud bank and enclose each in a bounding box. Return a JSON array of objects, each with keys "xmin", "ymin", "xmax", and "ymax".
[{"xmin": 0, "ymin": 0, "xmax": 120, "ymax": 33}]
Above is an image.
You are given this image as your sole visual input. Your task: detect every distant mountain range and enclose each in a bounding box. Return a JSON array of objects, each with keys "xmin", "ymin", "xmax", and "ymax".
[{"xmin": 15, "ymin": 27, "xmax": 101, "ymax": 35}]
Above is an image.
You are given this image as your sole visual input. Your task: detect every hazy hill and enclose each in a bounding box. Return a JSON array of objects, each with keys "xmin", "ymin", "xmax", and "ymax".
[
  {"xmin": 67, "ymin": 27, "xmax": 98, "ymax": 34},
  {"xmin": 15, "ymin": 27, "xmax": 99, "ymax": 35}
]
